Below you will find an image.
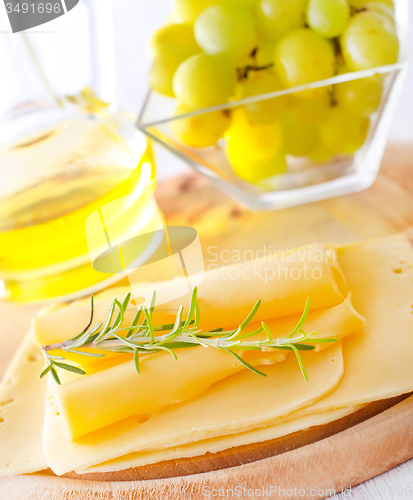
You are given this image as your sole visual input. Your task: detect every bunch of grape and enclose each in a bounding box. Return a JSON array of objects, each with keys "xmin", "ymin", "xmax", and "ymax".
[{"xmin": 149, "ymin": 0, "xmax": 399, "ymax": 186}]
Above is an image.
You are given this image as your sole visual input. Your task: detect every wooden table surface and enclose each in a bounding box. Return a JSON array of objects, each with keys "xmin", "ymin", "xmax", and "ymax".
[{"xmin": 1, "ymin": 142, "xmax": 413, "ymax": 499}]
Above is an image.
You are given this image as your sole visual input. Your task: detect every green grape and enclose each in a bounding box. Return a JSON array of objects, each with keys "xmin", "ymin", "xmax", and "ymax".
[
  {"xmin": 258, "ymin": 0, "xmax": 306, "ymax": 41},
  {"xmin": 335, "ymin": 73, "xmax": 384, "ymax": 117},
  {"xmin": 173, "ymin": 54, "xmax": 237, "ymax": 109},
  {"xmin": 288, "ymin": 93, "xmax": 332, "ymax": 124},
  {"xmin": 149, "ymin": 51, "xmax": 193, "ymax": 97},
  {"xmin": 280, "ymin": 94, "xmax": 332, "ymax": 157},
  {"xmin": 226, "ymin": 110, "xmax": 283, "ymax": 163},
  {"xmin": 320, "ymin": 108, "xmax": 370, "ymax": 155},
  {"xmin": 280, "ymin": 113, "xmax": 319, "ymax": 157},
  {"xmin": 341, "ymin": 11, "xmax": 399, "ymax": 71},
  {"xmin": 347, "ymin": 0, "xmax": 393, "ymax": 8},
  {"xmin": 194, "ymin": 5, "xmax": 258, "ymax": 62},
  {"xmin": 174, "ymin": 0, "xmax": 220, "ymax": 23},
  {"xmin": 171, "ymin": 105, "xmax": 231, "ymax": 148},
  {"xmin": 359, "ymin": 2, "xmax": 395, "ymax": 23},
  {"xmin": 254, "ymin": 38, "xmax": 276, "ymax": 66},
  {"xmin": 308, "ymin": 143, "xmax": 335, "ymax": 163},
  {"xmin": 150, "ymin": 24, "xmax": 200, "ymax": 58},
  {"xmin": 306, "ymin": 0, "xmax": 350, "ymax": 38},
  {"xmin": 242, "ymin": 71, "xmax": 289, "ymax": 124},
  {"xmin": 227, "ymin": 0, "xmax": 259, "ymax": 11},
  {"xmin": 274, "ymin": 29, "xmax": 336, "ymax": 99},
  {"xmin": 228, "ymin": 150, "xmax": 287, "ymax": 185}
]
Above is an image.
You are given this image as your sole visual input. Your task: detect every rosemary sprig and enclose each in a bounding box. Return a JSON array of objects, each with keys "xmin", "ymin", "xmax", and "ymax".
[{"xmin": 40, "ymin": 289, "xmax": 338, "ymax": 385}]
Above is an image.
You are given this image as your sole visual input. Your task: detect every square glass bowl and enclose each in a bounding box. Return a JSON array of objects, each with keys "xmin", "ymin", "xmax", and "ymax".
[{"xmin": 137, "ymin": 0, "xmax": 409, "ymax": 211}]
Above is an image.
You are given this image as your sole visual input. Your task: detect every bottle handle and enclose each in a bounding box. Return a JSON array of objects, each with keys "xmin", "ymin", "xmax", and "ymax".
[{"xmin": 82, "ymin": 0, "xmax": 116, "ymax": 103}]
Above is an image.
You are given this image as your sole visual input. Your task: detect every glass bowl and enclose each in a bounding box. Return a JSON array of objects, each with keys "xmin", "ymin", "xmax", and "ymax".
[{"xmin": 137, "ymin": 0, "xmax": 409, "ymax": 211}]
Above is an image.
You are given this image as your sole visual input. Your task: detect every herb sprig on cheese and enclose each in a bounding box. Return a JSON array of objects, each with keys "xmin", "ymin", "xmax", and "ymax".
[{"xmin": 40, "ymin": 288, "xmax": 338, "ymax": 385}]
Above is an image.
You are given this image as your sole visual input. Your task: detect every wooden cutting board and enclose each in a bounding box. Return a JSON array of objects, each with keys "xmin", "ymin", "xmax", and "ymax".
[{"xmin": 1, "ymin": 143, "xmax": 413, "ymax": 499}]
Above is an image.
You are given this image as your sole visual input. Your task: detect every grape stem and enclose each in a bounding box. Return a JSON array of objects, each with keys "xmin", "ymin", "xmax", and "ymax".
[{"xmin": 237, "ymin": 63, "xmax": 274, "ymax": 81}]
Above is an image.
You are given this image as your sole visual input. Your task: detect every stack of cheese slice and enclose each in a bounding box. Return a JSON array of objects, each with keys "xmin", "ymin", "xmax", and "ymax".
[{"xmin": 1, "ymin": 234, "xmax": 413, "ymax": 478}]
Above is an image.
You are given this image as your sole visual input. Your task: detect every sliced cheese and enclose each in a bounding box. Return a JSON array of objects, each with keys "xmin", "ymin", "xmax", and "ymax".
[
  {"xmin": 309, "ymin": 233, "xmax": 413, "ymax": 412},
  {"xmin": 80, "ymin": 404, "xmax": 365, "ymax": 473},
  {"xmin": 53, "ymin": 296, "xmax": 362, "ymax": 440},
  {"xmin": 43, "ymin": 233, "xmax": 413, "ymax": 475},
  {"xmin": 0, "ymin": 333, "xmax": 47, "ymax": 477},
  {"xmin": 138, "ymin": 243, "xmax": 347, "ymax": 332},
  {"xmin": 43, "ymin": 344, "xmax": 343, "ymax": 475},
  {"xmin": 54, "ymin": 347, "xmax": 286, "ymax": 441}
]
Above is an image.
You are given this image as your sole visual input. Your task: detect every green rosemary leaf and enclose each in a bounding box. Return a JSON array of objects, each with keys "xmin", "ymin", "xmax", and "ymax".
[
  {"xmin": 305, "ymin": 338, "xmax": 338, "ymax": 344},
  {"xmin": 40, "ymin": 364, "xmax": 53, "ymax": 379},
  {"xmin": 239, "ymin": 299, "xmax": 262, "ymax": 331},
  {"xmin": 225, "ymin": 299, "xmax": 261, "ymax": 340},
  {"xmin": 162, "ymin": 342, "xmax": 198, "ymax": 350},
  {"xmin": 289, "ymin": 344, "xmax": 308, "ymax": 382},
  {"xmin": 95, "ymin": 300, "xmax": 116, "ymax": 341},
  {"xmin": 275, "ymin": 344, "xmax": 315, "ymax": 351},
  {"xmin": 53, "ymin": 362, "xmax": 86, "ymax": 375},
  {"xmin": 232, "ymin": 327, "xmax": 264, "ymax": 341},
  {"xmin": 115, "ymin": 346, "xmax": 136, "ymax": 354},
  {"xmin": 156, "ymin": 345, "xmax": 178, "ymax": 360},
  {"xmin": 218, "ymin": 347, "xmax": 266, "ymax": 377},
  {"xmin": 261, "ymin": 322, "xmax": 272, "ymax": 343},
  {"xmin": 229, "ymin": 345, "xmax": 262, "ymax": 351},
  {"xmin": 134, "ymin": 349, "xmax": 140, "ymax": 375},
  {"xmin": 194, "ymin": 303, "xmax": 201, "ymax": 328},
  {"xmin": 123, "ymin": 293, "xmax": 131, "ymax": 311},
  {"xmin": 126, "ymin": 307, "xmax": 143, "ymax": 338},
  {"xmin": 171, "ymin": 306, "xmax": 184, "ymax": 335},
  {"xmin": 110, "ymin": 299, "xmax": 126, "ymax": 331},
  {"xmin": 69, "ymin": 321, "xmax": 103, "ymax": 349},
  {"xmin": 69, "ymin": 294, "xmax": 95, "ymax": 342},
  {"xmin": 188, "ymin": 333, "xmax": 208, "ymax": 348},
  {"xmin": 287, "ymin": 297, "xmax": 311, "ymax": 339},
  {"xmin": 69, "ymin": 350, "xmax": 105, "ymax": 357},
  {"xmin": 144, "ymin": 308, "xmax": 155, "ymax": 345},
  {"xmin": 50, "ymin": 367, "xmax": 61, "ymax": 385},
  {"xmin": 183, "ymin": 287, "xmax": 198, "ymax": 329},
  {"xmin": 158, "ymin": 328, "xmax": 184, "ymax": 346},
  {"xmin": 47, "ymin": 355, "xmax": 65, "ymax": 360},
  {"xmin": 109, "ymin": 333, "xmax": 139, "ymax": 349}
]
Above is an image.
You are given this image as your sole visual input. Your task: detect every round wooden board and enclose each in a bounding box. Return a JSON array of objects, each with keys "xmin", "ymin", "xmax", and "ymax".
[
  {"xmin": 1, "ymin": 395, "xmax": 413, "ymax": 499},
  {"xmin": 1, "ymin": 143, "xmax": 413, "ymax": 499}
]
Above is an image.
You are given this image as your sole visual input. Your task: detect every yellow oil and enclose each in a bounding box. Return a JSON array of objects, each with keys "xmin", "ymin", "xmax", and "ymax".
[{"xmin": 0, "ymin": 114, "xmax": 156, "ymax": 303}]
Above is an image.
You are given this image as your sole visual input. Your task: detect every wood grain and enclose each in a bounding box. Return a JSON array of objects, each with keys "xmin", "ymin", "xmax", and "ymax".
[{"xmin": 1, "ymin": 142, "xmax": 413, "ymax": 499}]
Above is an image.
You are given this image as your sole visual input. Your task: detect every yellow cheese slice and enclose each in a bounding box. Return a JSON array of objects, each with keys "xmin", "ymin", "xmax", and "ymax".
[
  {"xmin": 80, "ymin": 404, "xmax": 365, "ymax": 473},
  {"xmin": 0, "ymin": 334, "xmax": 47, "ymax": 477},
  {"xmin": 43, "ymin": 344, "xmax": 343, "ymax": 475},
  {"xmin": 54, "ymin": 347, "xmax": 286, "ymax": 441},
  {"xmin": 138, "ymin": 243, "xmax": 347, "ymax": 332},
  {"xmin": 53, "ymin": 296, "xmax": 362, "ymax": 440},
  {"xmin": 308, "ymin": 233, "xmax": 413, "ymax": 412}
]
